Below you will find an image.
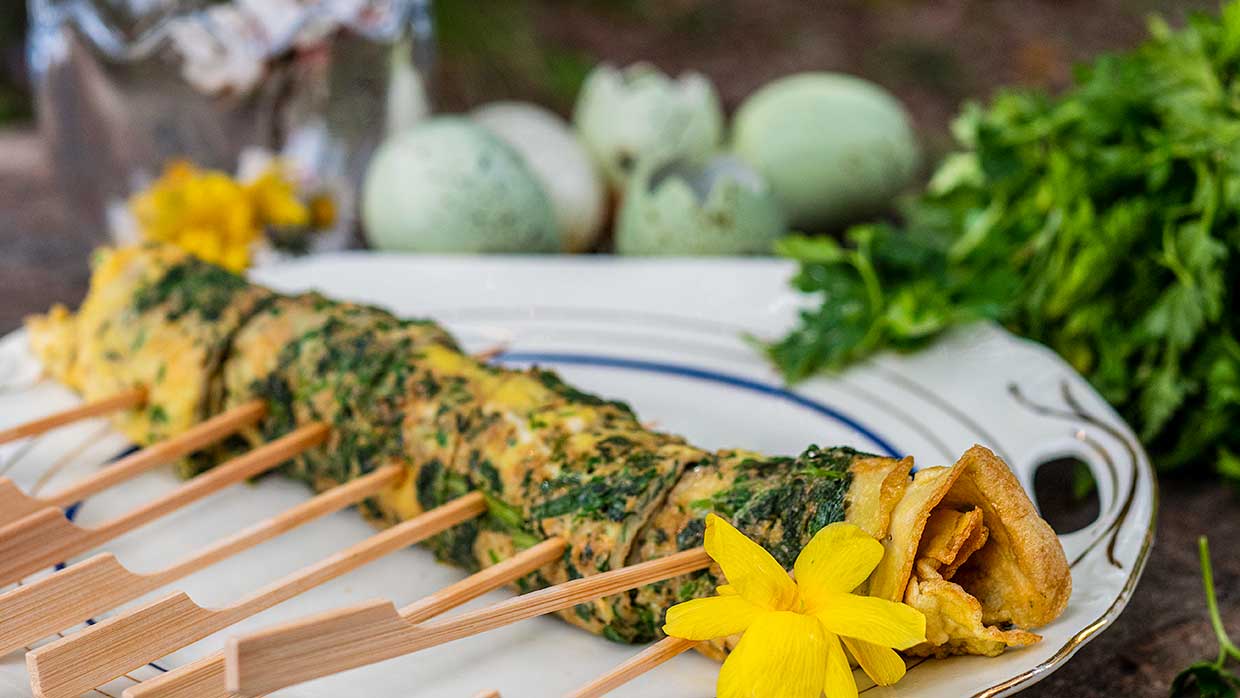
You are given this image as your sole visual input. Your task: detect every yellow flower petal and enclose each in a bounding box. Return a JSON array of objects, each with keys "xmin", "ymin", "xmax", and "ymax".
[
  {"xmin": 220, "ymin": 245, "xmax": 250, "ymax": 272},
  {"xmin": 663, "ymin": 594, "xmax": 765, "ymax": 641},
  {"xmin": 823, "ymin": 630, "xmax": 858, "ymax": 698},
  {"xmin": 814, "ymin": 594, "xmax": 926, "ymax": 650},
  {"xmin": 704, "ymin": 514, "xmax": 798, "ymax": 610},
  {"xmin": 717, "ymin": 584, "xmax": 737, "ymax": 596},
  {"xmin": 309, "ymin": 194, "xmax": 336, "ymax": 228},
  {"xmin": 717, "ymin": 611, "xmax": 827, "ymax": 698},
  {"xmin": 842, "ymin": 637, "xmax": 907, "ymax": 686},
  {"xmin": 794, "ymin": 522, "xmax": 883, "ymax": 606}
]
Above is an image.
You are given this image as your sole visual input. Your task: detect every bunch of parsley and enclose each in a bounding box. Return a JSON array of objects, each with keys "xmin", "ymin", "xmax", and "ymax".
[{"xmin": 768, "ymin": 4, "xmax": 1240, "ymax": 481}]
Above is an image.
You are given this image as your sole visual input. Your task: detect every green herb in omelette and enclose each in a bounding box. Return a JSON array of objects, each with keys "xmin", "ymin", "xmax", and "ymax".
[{"xmin": 768, "ymin": 4, "xmax": 1240, "ymax": 480}]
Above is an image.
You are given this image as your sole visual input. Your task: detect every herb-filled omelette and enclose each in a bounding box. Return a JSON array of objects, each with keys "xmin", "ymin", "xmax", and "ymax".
[{"xmin": 26, "ymin": 244, "xmax": 1071, "ymax": 661}]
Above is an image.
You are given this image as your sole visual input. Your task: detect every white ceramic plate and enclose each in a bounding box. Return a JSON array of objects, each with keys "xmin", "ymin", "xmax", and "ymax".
[{"xmin": 0, "ymin": 254, "xmax": 1155, "ymax": 698}]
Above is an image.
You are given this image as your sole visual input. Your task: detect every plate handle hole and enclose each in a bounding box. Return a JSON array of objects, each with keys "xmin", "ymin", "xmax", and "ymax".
[{"xmin": 1032, "ymin": 456, "xmax": 1100, "ymax": 534}]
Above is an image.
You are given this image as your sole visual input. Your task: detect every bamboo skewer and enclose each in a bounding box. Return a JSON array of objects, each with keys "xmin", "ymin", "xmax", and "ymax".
[
  {"xmin": 472, "ymin": 345, "xmax": 508, "ymax": 363},
  {"xmin": 122, "ymin": 538, "xmax": 568, "ymax": 698},
  {"xmin": 0, "ymin": 400, "xmax": 266, "ymax": 528},
  {"xmin": 0, "ymin": 387, "xmax": 146, "ymax": 446},
  {"xmin": 0, "ymin": 421, "xmax": 326, "ymax": 587},
  {"xmin": 223, "ymin": 547, "xmax": 713, "ymax": 696},
  {"xmin": 0, "ymin": 465, "xmax": 403, "ymax": 655},
  {"xmin": 0, "ymin": 437, "xmax": 39, "ymax": 477},
  {"xmin": 0, "ymin": 346, "xmax": 489, "ymax": 520},
  {"xmin": 566, "ymin": 637, "xmax": 698, "ymax": 698},
  {"xmin": 28, "ymin": 422, "xmax": 117, "ymax": 493},
  {"xmin": 25, "ymin": 491, "xmax": 490, "ymax": 698},
  {"xmin": 0, "ymin": 423, "xmax": 112, "ymax": 515}
]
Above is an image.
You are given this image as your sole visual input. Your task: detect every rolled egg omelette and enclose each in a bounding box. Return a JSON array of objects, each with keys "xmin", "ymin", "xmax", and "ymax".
[{"xmin": 26, "ymin": 244, "xmax": 1071, "ymax": 659}]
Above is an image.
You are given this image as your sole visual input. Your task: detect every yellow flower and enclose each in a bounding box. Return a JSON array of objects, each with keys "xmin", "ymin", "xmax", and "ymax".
[
  {"xmin": 307, "ymin": 193, "xmax": 337, "ymax": 229},
  {"xmin": 664, "ymin": 515, "xmax": 926, "ymax": 698},
  {"xmin": 130, "ymin": 159, "xmax": 331, "ymax": 269},
  {"xmin": 130, "ymin": 160, "xmax": 259, "ymax": 271},
  {"xmin": 246, "ymin": 165, "xmax": 311, "ymax": 229}
]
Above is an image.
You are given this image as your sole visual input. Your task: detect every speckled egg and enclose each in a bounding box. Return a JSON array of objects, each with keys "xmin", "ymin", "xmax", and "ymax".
[
  {"xmin": 472, "ymin": 102, "xmax": 606, "ymax": 253},
  {"xmin": 615, "ymin": 155, "xmax": 787, "ymax": 256},
  {"xmin": 362, "ymin": 117, "xmax": 559, "ymax": 253},
  {"xmin": 732, "ymin": 72, "xmax": 920, "ymax": 229},
  {"xmin": 573, "ymin": 63, "xmax": 723, "ymax": 192}
]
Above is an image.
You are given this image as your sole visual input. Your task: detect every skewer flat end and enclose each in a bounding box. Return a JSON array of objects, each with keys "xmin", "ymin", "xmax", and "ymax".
[
  {"xmin": 0, "ymin": 552, "xmax": 142, "ymax": 656},
  {"xmin": 225, "ymin": 598, "xmax": 408, "ymax": 696},
  {"xmin": 26, "ymin": 590, "xmax": 209, "ymax": 698},
  {"xmin": 0, "ymin": 507, "xmax": 82, "ymax": 588},
  {"xmin": 0, "ymin": 477, "xmax": 46, "ymax": 527}
]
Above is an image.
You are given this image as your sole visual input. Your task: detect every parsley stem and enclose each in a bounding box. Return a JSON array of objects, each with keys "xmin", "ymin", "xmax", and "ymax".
[{"xmin": 1199, "ymin": 536, "xmax": 1240, "ymax": 665}]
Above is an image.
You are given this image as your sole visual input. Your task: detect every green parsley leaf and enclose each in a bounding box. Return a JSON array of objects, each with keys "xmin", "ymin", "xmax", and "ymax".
[
  {"xmin": 768, "ymin": 4, "xmax": 1240, "ymax": 478},
  {"xmin": 1171, "ymin": 538, "xmax": 1240, "ymax": 697},
  {"xmin": 1171, "ymin": 662, "xmax": 1240, "ymax": 698}
]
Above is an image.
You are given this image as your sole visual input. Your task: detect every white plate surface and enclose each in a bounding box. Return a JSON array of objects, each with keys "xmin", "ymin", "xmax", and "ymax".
[{"xmin": 0, "ymin": 254, "xmax": 1155, "ymax": 698}]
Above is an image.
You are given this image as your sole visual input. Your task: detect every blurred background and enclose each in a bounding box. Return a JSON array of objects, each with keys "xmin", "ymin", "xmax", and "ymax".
[
  {"xmin": 0, "ymin": 0, "xmax": 1217, "ymax": 333},
  {"xmin": 0, "ymin": 1, "xmax": 1219, "ymax": 152}
]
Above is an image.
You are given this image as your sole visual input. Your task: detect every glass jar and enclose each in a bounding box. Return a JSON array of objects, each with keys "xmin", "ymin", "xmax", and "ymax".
[{"xmin": 27, "ymin": 0, "xmax": 434, "ymax": 257}]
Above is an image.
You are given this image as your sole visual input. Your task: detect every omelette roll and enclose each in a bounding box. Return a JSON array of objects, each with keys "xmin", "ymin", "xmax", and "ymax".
[
  {"xmin": 868, "ymin": 444, "xmax": 1071, "ymax": 656},
  {"xmin": 26, "ymin": 244, "xmax": 272, "ymax": 445},
  {"xmin": 629, "ymin": 445, "xmax": 1068, "ymax": 658},
  {"xmin": 24, "ymin": 243, "xmax": 1071, "ymax": 661},
  {"xmin": 213, "ymin": 291, "xmax": 456, "ymax": 478},
  {"xmin": 244, "ymin": 306, "xmax": 464, "ymax": 490},
  {"xmin": 628, "ymin": 446, "xmax": 913, "ymax": 654}
]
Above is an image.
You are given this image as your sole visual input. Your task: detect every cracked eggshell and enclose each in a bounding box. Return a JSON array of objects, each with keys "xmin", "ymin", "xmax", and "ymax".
[
  {"xmin": 472, "ymin": 101, "xmax": 606, "ymax": 253},
  {"xmin": 363, "ymin": 117, "xmax": 559, "ymax": 253},
  {"xmin": 732, "ymin": 72, "xmax": 920, "ymax": 229},
  {"xmin": 573, "ymin": 62, "xmax": 724, "ymax": 192},
  {"xmin": 615, "ymin": 155, "xmax": 787, "ymax": 256}
]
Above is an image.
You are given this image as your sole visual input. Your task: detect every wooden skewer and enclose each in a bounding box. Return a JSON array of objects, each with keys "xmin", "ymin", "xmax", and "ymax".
[
  {"xmin": 122, "ymin": 537, "xmax": 568, "ymax": 698},
  {"xmin": 566, "ymin": 636, "xmax": 698, "ymax": 698},
  {"xmin": 223, "ymin": 547, "xmax": 713, "ymax": 696},
  {"xmin": 29, "ymin": 422, "xmax": 116, "ymax": 493},
  {"xmin": 26, "ymin": 491, "xmax": 489, "ymax": 698},
  {"xmin": 0, "ymin": 437, "xmax": 39, "ymax": 476},
  {"xmin": 4, "ymin": 344, "xmax": 500, "ymax": 451},
  {"xmin": 0, "ymin": 465, "xmax": 403, "ymax": 655},
  {"xmin": 0, "ymin": 421, "xmax": 326, "ymax": 588},
  {"xmin": 0, "ymin": 400, "xmax": 266, "ymax": 528},
  {"xmin": 0, "ymin": 426, "xmax": 110, "ymax": 520},
  {"xmin": 472, "ymin": 345, "xmax": 509, "ymax": 363},
  {"xmin": 0, "ymin": 387, "xmax": 146, "ymax": 446}
]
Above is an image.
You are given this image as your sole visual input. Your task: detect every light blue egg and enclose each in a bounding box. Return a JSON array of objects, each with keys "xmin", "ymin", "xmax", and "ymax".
[
  {"xmin": 733, "ymin": 72, "xmax": 920, "ymax": 229},
  {"xmin": 363, "ymin": 117, "xmax": 559, "ymax": 253}
]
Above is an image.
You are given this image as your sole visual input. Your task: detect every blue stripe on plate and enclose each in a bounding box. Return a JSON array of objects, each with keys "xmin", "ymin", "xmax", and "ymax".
[
  {"xmin": 59, "ymin": 446, "xmax": 159, "ymax": 666},
  {"xmin": 495, "ymin": 351, "xmax": 899, "ymax": 458}
]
